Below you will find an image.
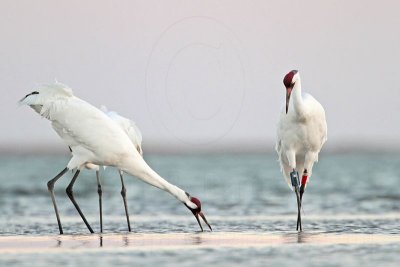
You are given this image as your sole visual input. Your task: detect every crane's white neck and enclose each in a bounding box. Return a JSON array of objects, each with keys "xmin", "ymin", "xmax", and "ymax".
[
  {"xmin": 290, "ymin": 77, "xmax": 305, "ymax": 115},
  {"xmin": 121, "ymin": 157, "xmax": 195, "ymax": 208}
]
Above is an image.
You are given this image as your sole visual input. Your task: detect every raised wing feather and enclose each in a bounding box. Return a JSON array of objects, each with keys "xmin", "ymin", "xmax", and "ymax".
[{"xmin": 101, "ymin": 106, "xmax": 143, "ymax": 155}]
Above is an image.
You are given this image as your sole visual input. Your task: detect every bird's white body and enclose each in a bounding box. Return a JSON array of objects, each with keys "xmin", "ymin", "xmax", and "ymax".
[
  {"xmin": 83, "ymin": 107, "xmax": 143, "ymax": 171},
  {"xmin": 276, "ymin": 73, "xmax": 327, "ymax": 188},
  {"xmin": 20, "ymin": 83, "xmax": 196, "ymax": 209}
]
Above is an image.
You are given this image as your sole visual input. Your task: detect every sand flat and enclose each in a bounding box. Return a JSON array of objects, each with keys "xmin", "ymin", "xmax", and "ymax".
[{"xmin": 0, "ymin": 232, "xmax": 399, "ymax": 254}]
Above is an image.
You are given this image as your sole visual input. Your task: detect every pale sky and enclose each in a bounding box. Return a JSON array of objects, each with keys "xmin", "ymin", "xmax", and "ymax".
[{"xmin": 1, "ymin": 0, "xmax": 399, "ymax": 153}]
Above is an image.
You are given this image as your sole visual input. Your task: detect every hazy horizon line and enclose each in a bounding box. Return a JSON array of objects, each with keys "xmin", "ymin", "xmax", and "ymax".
[{"xmin": 1, "ymin": 139, "xmax": 400, "ymax": 156}]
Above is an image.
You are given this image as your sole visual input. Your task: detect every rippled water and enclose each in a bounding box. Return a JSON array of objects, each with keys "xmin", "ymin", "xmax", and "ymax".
[{"xmin": 0, "ymin": 153, "xmax": 399, "ymax": 266}]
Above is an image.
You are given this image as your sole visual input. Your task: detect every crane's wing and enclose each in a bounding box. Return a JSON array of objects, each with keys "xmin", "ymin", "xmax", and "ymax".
[
  {"xmin": 303, "ymin": 93, "xmax": 328, "ymax": 152},
  {"xmin": 101, "ymin": 106, "xmax": 143, "ymax": 156}
]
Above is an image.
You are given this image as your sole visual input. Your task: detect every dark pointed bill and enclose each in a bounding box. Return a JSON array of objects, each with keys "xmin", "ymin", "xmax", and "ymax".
[
  {"xmin": 199, "ymin": 211, "xmax": 212, "ymax": 231},
  {"xmin": 194, "ymin": 213, "xmax": 203, "ymax": 232},
  {"xmin": 286, "ymin": 87, "xmax": 292, "ymax": 114},
  {"xmin": 193, "ymin": 211, "xmax": 212, "ymax": 232}
]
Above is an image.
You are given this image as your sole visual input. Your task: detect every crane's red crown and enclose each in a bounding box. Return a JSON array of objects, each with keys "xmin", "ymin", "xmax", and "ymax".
[
  {"xmin": 283, "ymin": 70, "xmax": 298, "ymax": 88},
  {"xmin": 190, "ymin": 197, "xmax": 201, "ymax": 211}
]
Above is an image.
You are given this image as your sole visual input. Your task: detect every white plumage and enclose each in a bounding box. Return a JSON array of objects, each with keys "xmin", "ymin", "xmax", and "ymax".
[
  {"xmin": 20, "ymin": 82, "xmax": 211, "ymax": 233},
  {"xmin": 276, "ymin": 71, "xmax": 327, "ymax": 186},
  {"xmin": 101, "ymin": 105, "xmax": 143, "ymax": 156},
  {"xmin": 81, "ymin": 107, "xmax": 143, "ymax": 172}
]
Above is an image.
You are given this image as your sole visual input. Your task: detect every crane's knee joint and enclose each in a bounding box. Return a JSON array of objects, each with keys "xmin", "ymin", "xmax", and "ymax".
[
  {"xmin": 121, "ymin": 188, "xmax": 126, "ymax": 197},
  {"xmin": 97, "ymin": 185, "xmax": 102, "ymax": 196},
  {"xmin": 47, "ymin": 181, "xmax": 54, "ymax": 191},
  {"xmin": 66, "ymin": 187, "xmax": 73, "ymax": 197}
]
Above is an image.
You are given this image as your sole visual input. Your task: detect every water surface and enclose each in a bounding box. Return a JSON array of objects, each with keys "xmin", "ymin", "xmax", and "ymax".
[{"xmin": 0, "ymin": 153, "xmax": 399, "ymax": 266}]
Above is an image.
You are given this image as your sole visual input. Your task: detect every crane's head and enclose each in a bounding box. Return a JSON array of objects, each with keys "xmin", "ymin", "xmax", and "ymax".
[
  {"xmin": 283, "ymin": 70, "xmax": 299, "ymax": 114},
  {"xmin": 184, "ymin": 194, "xmax": 212, "ymax": 232}
]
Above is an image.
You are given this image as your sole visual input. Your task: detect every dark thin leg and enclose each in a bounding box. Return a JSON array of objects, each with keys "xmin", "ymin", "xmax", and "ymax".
[
  {"xmin": 298, "ymin": 169, "xmax": 308, "ymax": 231},
  {"xmin": 119, "ymin": 171, "xmax": 131, "ymax": 232},
  {"xmin": 96, "ymin": 171, "xmax": 103, "ymax": 233},
  {"xmin": 66, "ymin": 170, "xmax": 94, "ymax": 233},
  {"xmin": 300, "ymin": 185, "xmax": 305, "ymax": 202},
  {"xmin": 295, "ymin": 187, "xmax": 302, "ymax": 231},
  {"xmin": 47, "ymin": 167, "xmax": 69, "ymax": 235},
  {"xmin": 290, "ymin": 169, "xmax": 302, "ymax": 232}
]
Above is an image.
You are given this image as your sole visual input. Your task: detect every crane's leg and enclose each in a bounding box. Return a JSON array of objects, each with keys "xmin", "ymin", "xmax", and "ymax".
[
  {"xmin": 290, "ymin": 169, "xmax": 302, "ymax": 232},
  {"xmin": 47, "ymin": 167, "xmax": 69, "ymax": 234},
  {"xmin": 286, "ymin": 151, "xmax": 302, "ymax": 231},
  {"xmin": 96, "ymin": 170, "xmax": 103, "ymax": 233},
  {"xmin": 119, "ymin": 170, "xmax": 131, "ymax": 232},
  {"xmin": 296, "ymin": 152, "xmax": 318, "ymax": 231},
  {"xmin": 66, "ymin": 170, "xmax": 94, "ymax": 233},
  {"xmin": 298, "ymin": 169, "xmax": 308, "ymax": 231}
]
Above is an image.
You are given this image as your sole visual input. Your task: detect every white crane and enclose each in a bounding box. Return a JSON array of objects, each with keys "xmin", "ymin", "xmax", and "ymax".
[
  {"xmin": 275, "ymin": 70, "xmax": 327, "ymax": 231},
  {"xmin": 80, "ymin": 106, "xmax": 144, "ymax": 233},
  {"xmin": 20, "ymin": 82, "xmax": 212, "ymax": 234}
]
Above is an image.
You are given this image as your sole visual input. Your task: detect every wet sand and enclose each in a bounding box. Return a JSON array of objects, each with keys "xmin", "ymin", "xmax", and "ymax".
[{"xmin": 0, "ymin": 232, "xmax": 399, "ymax": 254}]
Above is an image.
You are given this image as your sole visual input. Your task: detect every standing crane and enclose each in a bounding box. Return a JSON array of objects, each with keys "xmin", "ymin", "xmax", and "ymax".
[{"xmin": 276, "ymin": 70, "xmax": 327, "ymax": 231}]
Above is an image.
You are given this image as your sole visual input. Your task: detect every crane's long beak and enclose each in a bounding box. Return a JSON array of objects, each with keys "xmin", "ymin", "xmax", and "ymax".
[
  {"xmin": 286, "ymin": 87, "xmax": 292, "ymax": 114},
  {"xmin": 194, "ymin": 211, "xmax": 212, "ymax": 232}
]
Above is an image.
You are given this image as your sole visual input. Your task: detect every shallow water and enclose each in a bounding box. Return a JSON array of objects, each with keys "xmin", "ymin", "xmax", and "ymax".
[{"xmin": 0, "ymin": 153, "xmax": 399, "ymax": 266}]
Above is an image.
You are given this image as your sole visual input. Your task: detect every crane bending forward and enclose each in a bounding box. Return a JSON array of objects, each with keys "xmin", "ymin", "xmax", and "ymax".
[
  {"xmin": 20, "ymin": 83, "xmax": 212, "ymax": 234},
  {"xmin": 276, "ymin": 70, "xmax": 327, "ymax": 231}
]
